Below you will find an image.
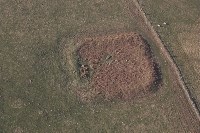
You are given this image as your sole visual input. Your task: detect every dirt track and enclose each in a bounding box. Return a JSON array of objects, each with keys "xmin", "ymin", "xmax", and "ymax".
[{"xmin": 131, "ymin": 0, "xmax": 200, "ymax": 122}]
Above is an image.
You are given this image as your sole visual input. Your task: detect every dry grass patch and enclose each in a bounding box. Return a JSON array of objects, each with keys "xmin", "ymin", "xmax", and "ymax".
[
  {"xmin": 76, "ymin": 32, "xmax": 160, "ymax": 102},
  {"xmin": 13, "ymin": 127, "xmax": 23, "ymax": 133},
  {"xmin": 10, "ymin": 98, "xmax": 24, "ymax": 109},
  {"xmin": 178, "ymin": 31, "xmax": 200, "ymax": 59},
  {"xmin": 177, "ymin": 21, "xmax": 200, "ymax": 75}
]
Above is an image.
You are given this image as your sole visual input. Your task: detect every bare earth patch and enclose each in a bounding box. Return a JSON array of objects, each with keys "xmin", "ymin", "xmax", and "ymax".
[{"xmin": 76, "ymin": 32, "xmax": 160, "ymax": 102}]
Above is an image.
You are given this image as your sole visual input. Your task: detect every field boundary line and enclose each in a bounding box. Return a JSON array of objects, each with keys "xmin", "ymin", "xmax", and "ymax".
[{"xmin": 132, "ymin": 0, "xmax": 200, "ymax": 121}]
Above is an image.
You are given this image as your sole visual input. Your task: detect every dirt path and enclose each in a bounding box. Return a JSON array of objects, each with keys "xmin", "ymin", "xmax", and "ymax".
[{"xmin": 131, "ymin": 0, "xmax": 200, "ymax": 121}]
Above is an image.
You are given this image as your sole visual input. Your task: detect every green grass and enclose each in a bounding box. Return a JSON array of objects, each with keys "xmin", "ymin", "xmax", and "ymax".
[
  {"xmin": 140, "ymin": 0, "xmax": 200, "ymax": 108},
  {"xmin": 1, "ymin": 0, "xmax": 200, "ymax": 132}
]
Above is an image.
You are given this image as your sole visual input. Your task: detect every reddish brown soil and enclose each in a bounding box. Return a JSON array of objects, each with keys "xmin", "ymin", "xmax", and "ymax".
[{"xmin": 77, "ymin": 32, "xmax": 158, "ymax": 101}]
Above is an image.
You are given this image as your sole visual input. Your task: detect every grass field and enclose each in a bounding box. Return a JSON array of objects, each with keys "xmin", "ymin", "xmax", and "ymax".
[
  {"xmin": 139, "ymin": 0, "xmax": 200, "ymax": 109},
  {"xmin": 1, "ymin": 0, "xmax": 200, "ymax": 132}
]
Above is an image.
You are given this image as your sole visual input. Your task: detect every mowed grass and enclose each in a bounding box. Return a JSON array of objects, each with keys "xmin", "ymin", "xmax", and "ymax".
[
  {"xmin": 140, "ymin": 0, "xmax": 200, "ymax": 108},
  {"xmin": 0, "ymin": 0, "xmax": 199, "ymax": 132}
]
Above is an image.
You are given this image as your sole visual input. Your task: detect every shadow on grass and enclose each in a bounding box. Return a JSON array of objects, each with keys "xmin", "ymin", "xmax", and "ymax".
[{"xmin": 142, "ymin": 37, "xmax": 162, "ymax": 93}]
